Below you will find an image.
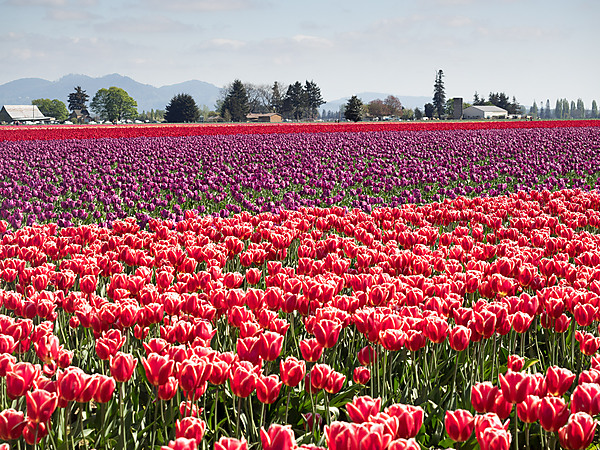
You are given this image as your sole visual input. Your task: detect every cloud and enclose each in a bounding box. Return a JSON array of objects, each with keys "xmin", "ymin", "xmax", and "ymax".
[
  {"xmin": 291, "ymin": 35, "xmax": 333, "ymax": 48},
  {"xmin": 4, "ymin": 0, "xmax": 67, "ymax": 5},
  {"xmin": 45, "ymin": 9, "xmax": 97, "ymax": 21},
  {"xmin": 198, "ymin": 38, "xmax": 247, "ymax": 50},
  {"xmin": 141, "ymin": 0, "xmax": 263, "ymax": 12},
  {"xmin": 96, "ymin": 16, "xmax": 194, "ymax": 34}
]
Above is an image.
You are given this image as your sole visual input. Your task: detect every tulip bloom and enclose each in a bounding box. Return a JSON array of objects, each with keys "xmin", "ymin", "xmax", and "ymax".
[
  {"xmin": 0, "ymin": 408, "xmax": 26, "ymax": 440},
  {"xmin": 57, "ymin": 367, "xmax": 87, "ymax": 402},
  {"xmin": 517, "ymin": 395, "xmax": 541, "ymax": 423},
  {"xmin": 545, "ymin": 365, "xmax": 575, "ymax": 397},
  {"xmin": 299, "ymin": 338, "xmax": 324, "ymax": 363},
  {"xmin": 325, "ymin": 421, "xmax": 358, "ymax": 450},
  {"xmin": 346, "ymin": 396, "xmax": 381, "ymax": 423},
  {"xmin": 6, "ymin": 362, "xmax": 40, "ymax": 399},
  {"xmin": 325, "ymin": 370, "xmax": 346, "ymax": 394},
  {"xmin": 507, "ymin": 354, "xmax": 524, "ymax": 372},
  {"xmin": 575, "ymin": 331, "xmax": 600, "ymax": 356},
  {"xmin": 26, "ymin": 389, "xmax": 58, "ymax": 424},
  {"xmin": 448, "ymin": 326, "xmax": 471, "ymax": 352},
  {"xmin": 314, "ymin": 319, "xmax": 342, "ymax": 349},
  {"xmin": 229, "ymin": 362, "xmax": 257, "ymax": 398},
  {"xmin": 110, "ymin": 352, "xmax": 138, "ymax": 383},
  {"xmin": 558, "ymin": 412, "xmax": 597, "ymax": 450},
  {"xmin": 93, "ymin": 374, "xmax": 116, "ymax": 403},
  {"xmin": 309, "ymin": 364, "xmax": 333, "ymax": 392},
  {"xmin": 538, "ymin": 396, "xmax": 570, "ymax": 432},
  {"xmin": 260, "ymin": 424, "xmax": 296, "ymax": 450},
  {"xmin": 142, "ymin": 353, "xmax": 175, "ymax": 386},
  {"xmin": 471, "ymin": 382, "xmax": 499, "ymax": 413},
  {"xmin": 498, "ymin": 370, "xmax": 532, "ymax": 404},
  {"xmin": 444, "ymin": 409, "xmax": 474, "ymax": 442},
  {"xmin": 175, "ymin": 416, "xmax": 206, "ymax": 442},
  {"xmin": 353, "ymin": 367, "xmax": 371, "ymax": 385},
  {"xmin": 214, "ymin": 437, "xmax": 248, "ymax": 450},
  {"xmin": 280, "ymin": 356, "xmax": 306, "ymax": 387},
  {"xmin": 385, "ymin": 403, "xmax": 424, "ymax": 439},
  {"xmin": 259, "ymin": 331, "xmax": 284, "ymax": 362},
  {"xmin": 357, "ymin": 346, "xmax": 377, "ymax": 366},
  {"xmin": 160, "ymin": 437, "xmax": 198, "ymax": 450},
  {"xmin": 256, "ymin": 374, "xmax": 282, "ymax": 404},
  {"xmin": 570, "ymin": 383, "xmax": 600, "ymax": 416}
]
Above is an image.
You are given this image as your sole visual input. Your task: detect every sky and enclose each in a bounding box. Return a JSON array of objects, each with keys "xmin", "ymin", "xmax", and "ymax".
[{"xmin": 1, "ymin": 0, "xmax": 598, "ymax": 107}]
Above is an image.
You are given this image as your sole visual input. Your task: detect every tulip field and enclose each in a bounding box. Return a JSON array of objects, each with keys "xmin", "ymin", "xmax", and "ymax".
[{"xmin": 1, "ymin": 120, "xmax": 600, "ymax": 450}]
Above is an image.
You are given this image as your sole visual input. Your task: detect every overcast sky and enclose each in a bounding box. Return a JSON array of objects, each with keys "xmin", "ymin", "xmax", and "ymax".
[{"xmin": 1, "ymin": 0, "xmax": 598, "ymax": 106}]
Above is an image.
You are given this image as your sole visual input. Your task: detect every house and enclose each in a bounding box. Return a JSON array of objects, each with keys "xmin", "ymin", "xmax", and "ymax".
[
  {"xmin": 0, "ymin": 105, "xmax": 52, "ymax": 124},
  {"xmin": 462, "ymin": 105, "xmax": 508, "ymax": 119},
  {"xmin": 69, "ymin": 109, "xmax": 91, "ymax": 124},
  {"xmin": 246, "ymin": 113, "xmax": 283, "ymax": 123}
]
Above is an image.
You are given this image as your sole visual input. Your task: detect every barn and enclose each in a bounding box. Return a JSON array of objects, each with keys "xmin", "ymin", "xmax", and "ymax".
[
  {"xmin": 246, "ymin": 113, "xmax": 283, "ymax": 123},
  {"xmin": 462, "ymin": 105, "xmax": 508, "ymax": 119},
  {"xmin": 0, "ymin": 105, "xmax": 53, "ymax": 124}
]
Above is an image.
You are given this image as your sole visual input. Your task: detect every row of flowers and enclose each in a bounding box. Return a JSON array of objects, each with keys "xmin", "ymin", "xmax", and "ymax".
[
  {"xmin": 0, "ymin": 188, "xmax": 600, "ymax": 448},
  {"xmin": 1, "ymin": 126, "xmax": 600, "ymax": 231},
  {"xmin": 0, "ymin": 120, "xmax": 598, "ymax": 142}
]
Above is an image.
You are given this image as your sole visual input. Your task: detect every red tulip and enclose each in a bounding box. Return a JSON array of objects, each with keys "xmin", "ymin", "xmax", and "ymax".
[
  {"xmin": 492, "ymin": 390, "xmax": 513, "ymax": 420},
  {"xmin": 517, "ymin": 395, "xmax": 541, "ymax": 423},
  {"xmin": 110, "ymin": 352, "xmax": 137, "ymax": 383},
  {"xmin": 299, "ymin": 338, "xmax": 324, "ymax": 362},
  {"xmin": 142, "ymin": 353, "xmax": 175, "ymax": 386},
  {"xmin": 229, "ymin": 362, "xmax": 257, "ymax": 398},
  {"xmin": 346, "ymin": 396, "xmax": 381, "ymax": 423},
  {"xmin": 93, "ymin": 374, "xmax": 116, "ymax": 403},
  {"xmin": 474, "ymin": 413, "xmax": 509, "ymax": 442},
  {"xmin": 314, "ymin": 319, "xmax": 342, "ymax": 349},
  {"xmin": 57, "ymin": 367, "xmax": 87, "ymax": 402},
  {"xmin": 160, "ymin": 437, "xmax": 198, "ymax": 450},
  {"xmin": 570, "ymin": 383, "xmax": 600, "ymax": 416},
  {"xmin": 157, "ymin": 376, "xmax": 179, "ymax": 401},
  {"xmin": 477, "ymin": 427, "xmax": 512, "ymax": 450},
  {"xmin": 353, "ymin": 367, "xmax": 371, "ymax": 384},
  {"xmin": 303, "ymin": 412, "xmax": 323, "ymax": 432},
  {"xmin": 95, "ymin": 329, "xmax": 125, "ymax": 360},
  {"xmin": 260, "ymin": 424, "xmax": 296, "ymax": 450},
  {"xmin": 357, "ymin": 346, "xmax": 377, "ymax": 366},
  {"xmin": 379, "ymin": 329, "xmax": 405, "ymax": 351},
  {"xmin": 245, "ymin": 268, "xmax": 262, "ymax": 285},
  {"xmin": 539, "ymin": 396, "xmax": 570, "ymax": 432},
  {"xmin": 80, "ymin": 274, "xmax": 98, "ymax": 296},
  {"xmin": 256, "ymin": 374, "xmax": 282, "ymax": 404},
  {"xmin": 26, "ymin": 389, "xmax": 58, "ymax": 424},
  {"xmin": 385, "ymin": 403, "xmax": 424, "ymax": 439},
  {"xmin": 259, "ymin": 331, "xmax": 284, "ymax": 361},
  {"xmin": 175, "ymin": 416, "xmax": 206, "ymax": 442},
  {"xmin": 448, "ymin": 325, "xmax": 471, "ymax": 352},
  {"xmin": 511, "ymin": 311, "xmax": 534, "ymax": 333},
  {"xmin": 555, "ymin": 314, "xmax": 572, "ymax": 333},
  {"xmin": 309, "ymin": 364, "xmax": 333, "ymax": 392},
  {"xmin": 574, "ymin": 303, "xmax": 597, "ymax": 327},
  {"xmin": 75, "ymin": 373, "xmax": 100, "ymax": 403},
  {"xmin": 179, "ymin": 401, "xmax": 202, "ymax": 418},
  {"xmin": 507, "ymin": 354, "xmax": 524, "ymax": 372},
  {"xmin": 404, "ymin": 329, "xmax": 427, "ymax": 352},
  {"xmin": 558, "ymin": 412, "xmax": 597, "ymax": 450},
  {"xmin": 325, "ymin": 370, "xmax": 346, "ymax": 394},
  {"xmin": 23, "ymin": 421, "xmax": 48, "ymax": 445},
  {"xmin": 214, "ymin": 437, "xmax": 248, "ymax": 450},
  {"xmin": 545, "ymin": 365, "xmax": 575, "ymax": 397},
  {"xmin": 424, "ymin": 317, "xmax": 448, "ymax": 344},
  {"xmin": 178, "ymin": 357, "xmax": 212, "ymax": 393},
  {"xmin": 208, "ymin": 360, "xmax": 230, "ymax": 386},
  {"xmin": 0, "ymin": 408, "xmax": 26, "ymax": 440},
  {"xmin": 280, "ymin": 356, "xmax": 305, "ymax": 387},
  {"xmin": 444, "ymin": 409, "xmax": 474, "ymax": 442},
  {"xmin": 575, "ymin": 331, "xmax": 600, "ymax": 356},
  {"xmin": 471, "ymin": 382, "xmax": 499, "ymax": 413},
  {"xmin": 325, "ymin": 421, "xmax": 358, "ymax": 450},
  {"xmin": 6, "ymin": 362, "xmax": 40, "ymax": 399},
  {"xmin": 498, "ymin": 370, "xmax": 532, "ymax": 403},
  {"xmin": 387, "ymin": 438, "xmax": 421, "ymax": 450}
]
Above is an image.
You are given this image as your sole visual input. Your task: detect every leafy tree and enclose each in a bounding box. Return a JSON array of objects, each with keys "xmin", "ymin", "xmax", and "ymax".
[
  {"xmin": 220, "ymin": 79, "xmax": 250, "ymax": 122},
  {"xmin": 576, "ymin": 98, "xmax": 585, "ymax": 119},
  {"xmin": 433, "ymin": 70, "xmax": 446, "ymax": 118},
  {"xmin": 424, "ymin": 103, "xmax": 435, "ymax": 119},
  {"xmin": 165, "ymin": 94, "xmax": 200, "ymax": 123},
  {"xmin": 32, "ymin": 98, "xmax": 68, "ymax": 122},
  {"xmin": 68, "ymin": 86, "xmax": 89, "ymax": 111},
  {"xmin": 344, "ymin": 96, "xmax": 363, "ymax": 122},
  {"xmin": 367, "ymin": 99, "xmax": 387, "ymax": 119},
  {"xmin": 414, "ymin": 107, "xmax": 423, "ymax": 120},
  {"xmin": 90, "ymin": 87, "xmax": 138, "ymax": 122},
  {"xmin": 555, "ymin": 100, "xmax": 563, "ymax": 119},
  {"xmin": 570, "ymin": 100, "xmax": 576, "ymax": 118},
  {"xmin": 592, "ymin": 100, "xmax": 598, "ymax": 119},
  {"xmin": 245, "ymin": 83, "xmax": 272, "ymax": 114},
  {"xmin": 563, "ymin": 99, "xmax": 570, "ymax": 118},
  {"xmin": 384, "ymin": 95, "xmax": 403, "ymax": 116}
]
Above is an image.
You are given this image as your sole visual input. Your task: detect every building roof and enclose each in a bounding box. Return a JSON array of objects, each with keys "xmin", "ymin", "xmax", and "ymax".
[
  {"xmin": 0, "ymin": 105, "xmax": 50, "ymax": 121},
  {"xmin": 466, "ymin": 105, "xmax": 508, "ymax": 113},
  {"xmin": 246, "ymin": 113, "xmax": 281, "ymax": 118}
]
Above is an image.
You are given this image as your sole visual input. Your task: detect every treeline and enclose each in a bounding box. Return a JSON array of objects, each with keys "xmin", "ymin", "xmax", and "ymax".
[
  {"xmin": 530, "ymin": 98, "xmax": 599, "ymax": 119},
  {"xmin": 218, "ymin": 79, "xmax": 325, "ymax": 121}
]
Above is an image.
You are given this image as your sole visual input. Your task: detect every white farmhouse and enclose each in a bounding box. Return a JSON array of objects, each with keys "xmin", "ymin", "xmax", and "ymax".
[
  {"xmin": 462, "ymin": 105, "xmax": 508, "ymax": 119},
  {"xmin": 0, "ymin": 105, "xmax": 52, "ymax": 124}
]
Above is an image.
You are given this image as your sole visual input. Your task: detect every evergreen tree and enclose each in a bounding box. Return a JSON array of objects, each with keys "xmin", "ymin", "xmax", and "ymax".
[
  {"xmin": 424, "ymin": 103, "xmax": 435, "ymax": 119},
  {"xmin": 165, "ymin": 93, "xmax": 200, "ymax": 123},
  {"xmin": 271, "ymin": 82, "xmax": 284, "ymax": 114},
  {"xmin": 563, "ymin": 99, "xmax": 570, "ymax": 118},
  {"xmin": 68, "ymin": 86, "xmax": 89, "ymax": 111},
  {"xmin": 304, "ymin": 80, "xmax": 324, "ymax": 120},
  {"xmin": 592, "ymin": 100, "xmax": 598, "ymax": 119},
  {"xmin": 555, "ymin": 99, "xmax": 562, "ymax": 119},
  {"xmin": 576, "ymin": 99, "xmax": 585, "ymax": 119},
  {"xmin": 282, "ymin": 82, "xmax": 304, "ymax": 120},
  {"xmin": 432, "ymin": 70, "xmax": 446, "ymax": 118},
  {"xmin": 220, "ymin": 79, "xmax": 250, "ymax": 122},
  {"xmin": 530, "ymin": 101, "xmax": 538, "ymax": 118},
  {"xmin": 344, "ymin": 96, "xmax": 363, "ymax": 122},
  {"xmin": 570, "ymin": 100, "xmax": 576, "ymax": 118},
  {"xmin": 545, "ymin": 99, "xmax": 552, "ymax": 119},
  {"xmin": 414, "ymin": 107, "xmax": 423, "ymax": 120},
  {"xmin": 473, "ymin": 92, "xmax": 485, "ymax": 106}
]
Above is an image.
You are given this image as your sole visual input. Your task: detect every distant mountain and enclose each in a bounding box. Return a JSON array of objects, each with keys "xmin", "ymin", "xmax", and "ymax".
[
  {"xmin": 320, "ymin": 92, "xmax": 431, "ymax": 113},
  {"xmin": 0, "ymin": 74, "xmax": 222, "ymax": 112}
]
